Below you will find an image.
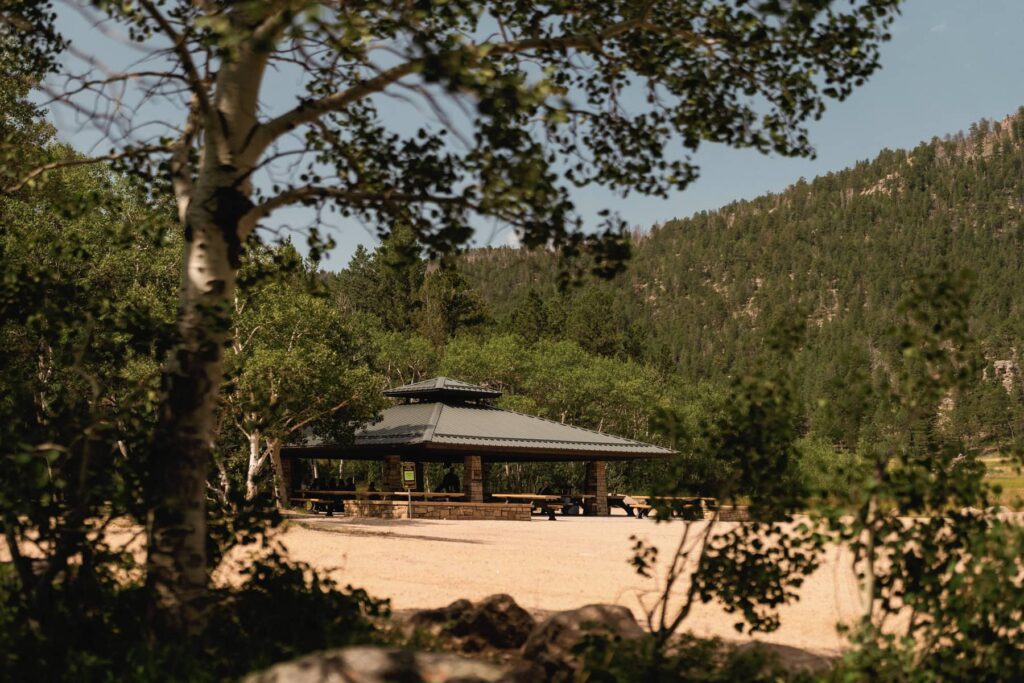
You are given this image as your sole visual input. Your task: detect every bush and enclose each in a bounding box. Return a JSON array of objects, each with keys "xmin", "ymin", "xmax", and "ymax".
[
  {"xmin": 0, "ymin": 552, "xmax": 387, "ymax": 682},
  {"xmin": 574, "ymin": 631, "xmax": 818, "ymax": 683}
]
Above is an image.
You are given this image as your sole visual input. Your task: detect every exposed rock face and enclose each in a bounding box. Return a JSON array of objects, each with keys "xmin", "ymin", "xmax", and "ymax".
[
  {"xmin": 521, "ymin": 604, "xmax": 644, "ymax": 677},
  {"xmin": 449, "ymin": 594, "xmax": 535, "ymax": 650},
  {"xmin": 408, "ymin": 598, "xmax": 473, "ymax": 638},
  {"xmin": 242, "ymin": 646, "xmax": 530, "ymax": 683},
  {"xmin": 409, "ymin": 594, "xmax": 535, "ymax": 652}
]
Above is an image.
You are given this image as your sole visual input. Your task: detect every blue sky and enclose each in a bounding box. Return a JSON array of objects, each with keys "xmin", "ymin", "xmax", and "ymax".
[{"xmin": 50, "ymin": 0, "xmax": 1024, "ymax": 270}]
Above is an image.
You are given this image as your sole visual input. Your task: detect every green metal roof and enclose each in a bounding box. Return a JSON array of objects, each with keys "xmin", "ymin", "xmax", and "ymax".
[
  {"xmin": 283, "ymin": 377, "xmax": 674, "ymax": 463},
  {"xmin": 383, "ymin": 376, "xmax": 502, "ymax": 401}
]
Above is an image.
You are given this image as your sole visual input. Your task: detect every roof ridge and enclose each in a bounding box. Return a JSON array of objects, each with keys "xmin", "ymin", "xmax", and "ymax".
[{"xmin": 420, "ymin": 401, "xmax": 445, "ymax": 442}]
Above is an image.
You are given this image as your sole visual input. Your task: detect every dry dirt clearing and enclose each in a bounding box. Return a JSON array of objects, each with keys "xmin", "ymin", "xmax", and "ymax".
[{"xmin": 242, "ymin": 512, "xmax": 865, "ymax": 656}]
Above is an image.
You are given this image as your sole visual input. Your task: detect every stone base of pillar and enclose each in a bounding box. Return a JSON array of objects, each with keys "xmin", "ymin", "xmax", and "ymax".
[
  {"xmin": 584, "ymin": 461, "xmax": 609, "ymax": 516},
  {"xmin": 463, "ymin": 455, "xmax": 484, "ymax": 502},
  {"xmin": 383, "ymin": 455, "xmax": 402, "ymax": 492}
]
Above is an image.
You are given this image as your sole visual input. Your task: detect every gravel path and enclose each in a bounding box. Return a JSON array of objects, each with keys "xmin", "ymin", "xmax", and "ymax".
[{"xmin": 240, "ymin": 512, "xmax": 864, "ymax": 655}]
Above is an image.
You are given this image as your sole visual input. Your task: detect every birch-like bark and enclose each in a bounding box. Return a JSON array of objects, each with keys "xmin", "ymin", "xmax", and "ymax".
[
  {"xmin": 144, "ymin": 13, "xmax": 276, "ymax": 632},
  {"xmin": 147, "ymin": 186, "xmax": 245, "ymax": 635},
  {"xmin": 245, "ymin": 428, "xmax": 262, "ymax": 501}
]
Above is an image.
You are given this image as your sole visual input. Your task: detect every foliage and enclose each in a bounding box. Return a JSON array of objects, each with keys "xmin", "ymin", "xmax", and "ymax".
[
  {"xmin": 4, "ymin": 0, "xmax": 904, "ymax": 634},
  {"xmin": 573, "ymin": 631, "xmax": 816, "ymax": 683},
  {"xmin": 0, "ymin": 140, "xmax": 178, "ymax": 618},
  {"xmin": 459, "ymin": 113, "xmax": 1024, "ymax": 458},
  {"xmin": 621, "ymin": 324, "xmax": 823, "ymax": 669},
  {"xmin": 816, "ymin": 272, "xmax": 1024, "ymax": 682},
  {"xmin": 0, "ymin": 549, "xmax": 386, "ymax": 682},
  {"xmin": 221, "ymin": 243, "xmax": 385, "ymax": 501},
  {"xmin": 0, "ymin": 89, "xmax": 386, "ymax": 679}
]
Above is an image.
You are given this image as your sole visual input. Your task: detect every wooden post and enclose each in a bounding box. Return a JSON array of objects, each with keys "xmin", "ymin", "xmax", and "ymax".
[
  {"xmin": 414, "ymin": 461, "xmax": 425, "ymax": 492},
  {"xmin": 463, "ymin": 455, "xmax": 484, "ymax": 502},
  {"xmin": 584, "ymin": 461, "xmax": 609, "ymax": 516},
  {"xmin": 382, "ymin": 455, "xmax": 402, "ymax": 492}
]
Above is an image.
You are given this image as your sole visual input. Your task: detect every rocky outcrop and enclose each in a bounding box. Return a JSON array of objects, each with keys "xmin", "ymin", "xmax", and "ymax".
[
  {"xmin": 521, "ymin": 603, "xmax": 644, "ymax": 677},
  {"xmin": 409, "ymin": 594, "xmax": 534, "ymax": 653},
  {"xmin": 448, "ymin": 594, "xmax": 535, "ymax": 650}
]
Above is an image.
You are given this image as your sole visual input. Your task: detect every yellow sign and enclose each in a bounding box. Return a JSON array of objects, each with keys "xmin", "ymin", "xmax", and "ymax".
[{"xmin": 401, "ymin": 463, "xmax": 416, "ymax": 490}]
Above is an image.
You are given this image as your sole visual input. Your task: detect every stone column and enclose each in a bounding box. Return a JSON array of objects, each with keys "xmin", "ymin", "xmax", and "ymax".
[
  {"xmin": 584, "ymin": 461, "xmax": 609, "ymax": 516},
  {"xmin": 382, "ymin": 455, "xmax": 402, "ymax": 492},
  {"xmin": 463, "ymin": 455, "xmax": 484, "ymax": 502}
]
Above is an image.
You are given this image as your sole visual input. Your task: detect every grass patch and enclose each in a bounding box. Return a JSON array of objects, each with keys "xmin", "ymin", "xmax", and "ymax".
[{"xmin": 983, "ymin": 455, "xmax": 1024, "ymax": 508}]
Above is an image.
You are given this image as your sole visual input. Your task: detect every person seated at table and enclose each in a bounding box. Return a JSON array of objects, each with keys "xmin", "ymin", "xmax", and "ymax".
[
  {"xmin": 560, "ymin": 487, "xmax": 581, "ymax": 515},
  {"xmin": 536, "ymin": 480, "xmax": 553, "ymax": 496},
  {"xmin": 437, "ymin": 466, "xmax": 460, "ymax": 493},
  {"xmin": 340, "ymin": 477, "xmax": 355, "ymax": 492}
]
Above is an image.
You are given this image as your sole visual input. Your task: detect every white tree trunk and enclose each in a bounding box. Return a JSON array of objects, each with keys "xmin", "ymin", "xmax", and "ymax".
[
  {"xmin": 245, "ymin": 428, "xmax": 262, "ymax": 501},
  {"xmin": 146, "ymin": 172, "xmax": 251, "ymax": 635}
]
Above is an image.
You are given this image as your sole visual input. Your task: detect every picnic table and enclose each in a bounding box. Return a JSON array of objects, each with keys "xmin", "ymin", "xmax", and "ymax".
[
  {"xmin": 617, "ymin": 495, "xmax": 716, "ymax": 519},
  {"xmin": 490, "ymin": 493, "xmax": 588, "ymax": 520},
  {"xmin": 293, "ymin": 489, "xmax": 466, "ymax": 515}
]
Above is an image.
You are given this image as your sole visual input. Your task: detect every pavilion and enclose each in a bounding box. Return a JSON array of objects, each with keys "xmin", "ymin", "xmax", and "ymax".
[{"xmin": 279, "ymin": 377, "xmax": 674, "ymax": 517}]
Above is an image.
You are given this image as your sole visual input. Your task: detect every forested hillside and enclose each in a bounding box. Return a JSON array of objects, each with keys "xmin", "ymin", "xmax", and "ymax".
[{"xmin": 455, "ymin": 110, "xmax": 1024, "ymax": 453}]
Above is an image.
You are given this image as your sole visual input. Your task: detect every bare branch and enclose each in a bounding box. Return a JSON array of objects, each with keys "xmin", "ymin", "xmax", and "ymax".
[
  {"xmin": 240, "ymin": 185, "xmax": 472, "ymax": 236},
  {"xmin": 137, "ymin": 0, "xmax": 213, "ymax": 124}
]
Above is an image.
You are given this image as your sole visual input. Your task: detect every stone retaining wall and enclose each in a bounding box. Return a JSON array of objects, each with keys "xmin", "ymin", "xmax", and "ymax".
[
  {"xmin": 712, "ymin": 506, "xmax": 751, "ymax": 522},
  {"xmin": 343, "ymin": 499, "xmax": 532, "ymax": 521}
]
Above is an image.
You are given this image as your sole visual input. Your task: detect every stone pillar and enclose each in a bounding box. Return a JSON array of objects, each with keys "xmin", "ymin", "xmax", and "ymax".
[
  {"xmin": 414, "ymin": 462, "xmax": 425, "ymax": 492},
  {"xmin": 382, "ymin": 455, "xmax": 402, "ymax": 492},
  {"xmin": 584, "ymin": 461, "xmax": 609, "ymax": 516},
  {"xmin": 463, "ymin": 455, "xmax": 484, "ymax": 502}
]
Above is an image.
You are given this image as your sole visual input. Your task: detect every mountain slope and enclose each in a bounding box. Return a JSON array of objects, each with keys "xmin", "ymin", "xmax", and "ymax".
[{"xmin": 458, "ymin": 110, "xmax": 1024, "ymax": 446}]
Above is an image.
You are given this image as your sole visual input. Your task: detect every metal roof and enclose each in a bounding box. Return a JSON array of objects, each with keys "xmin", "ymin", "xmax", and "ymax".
[
  {"xmin": 383, "ymin": 376, "xmax": 502, "ymax": 401},
  {"xmin": 283, "ymin": 383, "xmax": 674, "ymax": 463}
]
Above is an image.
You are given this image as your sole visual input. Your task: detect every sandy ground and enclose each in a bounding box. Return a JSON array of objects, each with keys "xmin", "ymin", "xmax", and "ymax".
[{"xmin": 244, "ymin": 511, "xmax": 864, "ymax": 655}]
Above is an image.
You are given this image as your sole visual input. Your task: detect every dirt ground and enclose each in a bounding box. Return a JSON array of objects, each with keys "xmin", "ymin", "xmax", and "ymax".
[{"xmin": 228, "ymin": 511, "xmax": 865, "ymax": 656}]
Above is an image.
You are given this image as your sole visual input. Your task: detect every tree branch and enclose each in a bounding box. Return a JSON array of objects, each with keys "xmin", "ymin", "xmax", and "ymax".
[
  {"xmin": 137, "ymin": 0, "xmax": 213, "ymax": 125},
  {"xmin": 253, "ymin": 16, "xmax": 651, "ymax": 153},
  {"xmin": 240, "ymin": 185, "xmax": 472, "ymax": 236},
  {"xmin": 3, "ymin": 143, "xmax": 173, "ymax": 194},
  {"xmin": 285, "ymin": 398, "xmax": 352, "ymax": 436}
]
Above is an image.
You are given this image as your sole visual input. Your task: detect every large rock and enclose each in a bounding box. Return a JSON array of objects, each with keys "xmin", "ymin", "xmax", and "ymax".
[
  {"xmin": 522, "ymin": 604, "xmax": 644, "ymax": 676},
  {"xmin": 243, "ymin": 646, "xmax": 534, "ymax": 683},
  {"xmin": 408, "ymin": 599, "xmax": 474, "ymax": 638},
  {"xmin": 449, "ymin": 594, "xmax": 535, "ymax": 650}
]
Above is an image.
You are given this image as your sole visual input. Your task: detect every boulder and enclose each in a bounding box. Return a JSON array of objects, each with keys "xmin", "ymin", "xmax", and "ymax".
[
  {"xmin": 521, "ymin": 604, "xmax": 644, "ymax": 676},
  {"xmin": 243, "ymin": 645, "xmax": 534, "ymax": 683},
  {"xmin": 409, "ymin": 599, "xmax": 474, "ymax": 637},
  {"xmin": 449, "ymin": 594, "xmax": 535, "ymax": 650}
]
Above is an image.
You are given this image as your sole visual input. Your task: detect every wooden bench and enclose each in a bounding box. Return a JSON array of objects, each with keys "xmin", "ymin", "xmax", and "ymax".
[
  {"xmin": 619, "ymin": 496, "xmax": 714, "ymax": 519},
  {"xmin": 292, "ymin": 496, "xmax": 341, "ymax": 516}
]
